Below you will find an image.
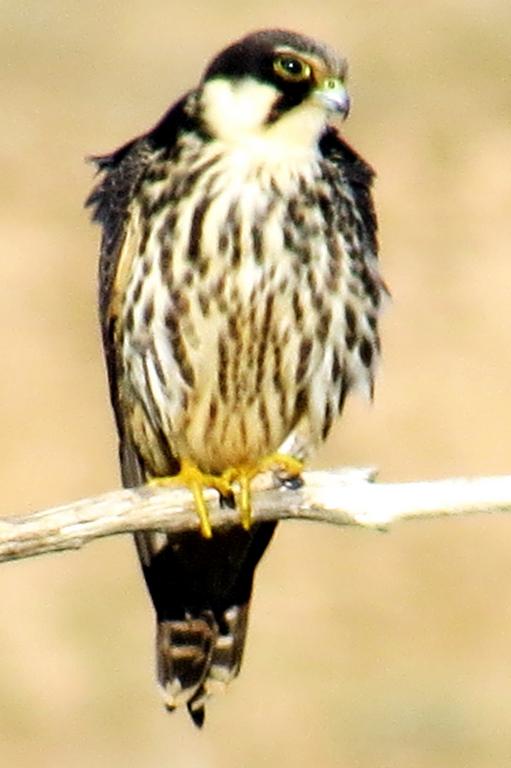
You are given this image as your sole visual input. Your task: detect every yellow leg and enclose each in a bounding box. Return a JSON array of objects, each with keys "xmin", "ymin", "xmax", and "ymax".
[
  {"xmin": 150, "ymin": 454, "xmax": 304, "ymax": 536},
  {"xmin": 149, "ymin": 459, "xmax": 231, "ymax": 539},
  {"xmin": 256, "ymin": 453, "xmax": 304, "ymax": 477},
  {"xmin": 222, "ymin": 454, "xmax": 304, "ymax": 531},
  {"xmin": 238, "ymin": 472, "xmax": 252, "ymax": 531},
  {"xmin": 188, "ymin": 475, "xmax": 213, "ymax": 540}
]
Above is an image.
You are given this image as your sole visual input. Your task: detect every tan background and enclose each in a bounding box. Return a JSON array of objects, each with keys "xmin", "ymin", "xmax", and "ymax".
[{"xmin": 1, "ymin": 1, "xmax": 511, "ymax": 766}]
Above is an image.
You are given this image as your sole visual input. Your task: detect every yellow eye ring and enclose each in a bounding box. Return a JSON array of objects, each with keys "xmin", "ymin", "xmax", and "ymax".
[{"xmin": 273, "ymin": 55, "xmax": 311, "ymax": 82}]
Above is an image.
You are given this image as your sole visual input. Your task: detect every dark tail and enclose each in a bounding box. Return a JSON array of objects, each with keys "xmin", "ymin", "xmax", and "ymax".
[
  {"xmin": 156, "ymin": 601, "xmax": 249, "ymax": 725},
  {"xmin": 135, "ymin": 522, "xmax": 276, "ymax": 726}
]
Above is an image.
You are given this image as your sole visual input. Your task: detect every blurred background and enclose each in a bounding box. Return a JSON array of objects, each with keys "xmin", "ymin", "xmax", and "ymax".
[{"xmin": 1, "ymin": 1, "xmax": 511, "ymax": 766}]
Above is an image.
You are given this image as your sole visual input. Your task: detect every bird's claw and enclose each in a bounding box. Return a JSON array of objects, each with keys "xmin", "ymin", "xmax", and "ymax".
[{"xmin": 149, "ymin": 454, "xmax": 303, "ymax": 537}]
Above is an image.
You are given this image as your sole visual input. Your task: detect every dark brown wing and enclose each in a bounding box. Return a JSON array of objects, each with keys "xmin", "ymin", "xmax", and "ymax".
[
  {"xmin": 88, "ymin": 93, "xmax": 194, "ymax": 322},
  {"xmin": 86, "ymin": 96, "xmax": 192, "ymax": 483},
  {"xmin": 87, "ymin": 139, "xmax": 148, "ymax": 482},
  {"xmin": 319, "ymin": 126, "xmax": 378, "ymax": 256}
]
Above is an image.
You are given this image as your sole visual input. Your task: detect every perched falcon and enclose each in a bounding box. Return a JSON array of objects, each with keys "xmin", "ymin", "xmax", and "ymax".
[{"xmin": 87, "ymin": 29, "xmax": 386, "ymax": 726}]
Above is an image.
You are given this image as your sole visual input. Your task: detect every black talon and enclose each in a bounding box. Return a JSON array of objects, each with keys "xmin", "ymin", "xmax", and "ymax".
[
  {"xmin": 219, "ymin": 490, "xmax": 236, "ymax": 509},
  {"xmin": 279, "ymin": 474, "xmax": 304, "ymax": 491}
]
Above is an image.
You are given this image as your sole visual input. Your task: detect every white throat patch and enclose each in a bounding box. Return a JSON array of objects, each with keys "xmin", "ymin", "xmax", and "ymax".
[{"xmin": 200, "ymin": 77, "xmax": 328, "ymax": 154}]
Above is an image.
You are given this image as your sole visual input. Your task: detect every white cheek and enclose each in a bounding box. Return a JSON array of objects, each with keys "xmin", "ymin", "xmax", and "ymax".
[
  {"xmin": 266, "ymin": 101, "xmax": 327, "ymax": 149},
  {"xmin": 201, "ymin": 78, "xmax": 277, "ymax": 141},
  {"xmin": 200, "ymin": 77, "xmax": 329, "ymax": 156}
]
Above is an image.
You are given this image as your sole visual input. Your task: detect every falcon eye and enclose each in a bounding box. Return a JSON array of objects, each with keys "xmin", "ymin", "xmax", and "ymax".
[{"xmin": 273, "ymin": 55, "xmax": 311, "ymax": 82}]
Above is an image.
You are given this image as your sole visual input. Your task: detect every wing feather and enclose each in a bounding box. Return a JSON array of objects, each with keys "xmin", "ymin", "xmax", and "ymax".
[
  {"xmin": 87, "ymin": 141, "xmax": 149, "ymax": 485},
  {"xmin": 319, "ymin": 126, "xmax": 378, "ymax": 256},
  {"xmin": 86, "ymin": 95, "xmax": 193, "ymax": 485}
]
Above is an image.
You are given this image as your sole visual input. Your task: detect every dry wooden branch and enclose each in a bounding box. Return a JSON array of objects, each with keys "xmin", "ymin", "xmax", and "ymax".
[{"xmin": 1, "ymin": 469, "xmax": 511, "ymax": 564}]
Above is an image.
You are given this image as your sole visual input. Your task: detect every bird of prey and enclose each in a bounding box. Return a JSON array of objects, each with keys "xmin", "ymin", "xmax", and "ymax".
[{"xmin": 87, "ymin": 29, "xmax": 386, "ymax": 726}]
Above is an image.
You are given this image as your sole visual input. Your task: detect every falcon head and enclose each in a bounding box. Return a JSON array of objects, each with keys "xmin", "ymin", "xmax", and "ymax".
[{"xmin": 197, "ymin": 30, "xmax": 350, "ymax": 147}]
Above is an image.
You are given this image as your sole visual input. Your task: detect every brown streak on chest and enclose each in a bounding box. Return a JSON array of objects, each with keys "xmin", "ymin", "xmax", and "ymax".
[
  {"xmin": 255, "ymin": 293, "xmax": 274, "ymax": 389},
  {"xmin": 217, "ymin": 336, "xmax": 229, "ymax": 402}
]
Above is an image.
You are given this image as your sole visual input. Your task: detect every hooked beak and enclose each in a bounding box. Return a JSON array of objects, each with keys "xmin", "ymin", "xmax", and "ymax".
[{"xmin": 314, "ymin": 78, "xmax": 350, "ymax": 119}]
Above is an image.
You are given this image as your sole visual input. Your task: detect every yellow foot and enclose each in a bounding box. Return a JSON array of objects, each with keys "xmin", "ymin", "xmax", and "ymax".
[
  {"xmin": 222, "ymin": 454, "xmax": 304, "ymax": 531},
  {"xmin": 256, "ymin": 453, "xmax": 304, "ymax": 478},
  {"xmin": 149, "ymin": 459, "xmax": 231, "ymax": 539}
]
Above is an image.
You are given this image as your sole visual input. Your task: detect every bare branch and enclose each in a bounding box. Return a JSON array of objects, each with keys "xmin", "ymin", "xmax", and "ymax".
[{"xmin": 1, "ymin": 469, "xmax": 511, "ymax": 564}]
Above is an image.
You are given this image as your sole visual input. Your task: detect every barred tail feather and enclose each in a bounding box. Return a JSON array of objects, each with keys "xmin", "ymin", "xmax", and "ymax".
[
  {"xmin": 134, "ymin": 522, "xmax": 276, "ymax": 726},
  {"xmin": 157, "ymin": 614, "xmax": 216, "ymax": 710},
  {"xmin": 206, "ymin": 603, "xmax": 249, "ymax": 693},
  {"xmin": 157, "ymin": 602, "xmax": 250, "ymax": 726}
]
